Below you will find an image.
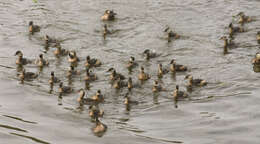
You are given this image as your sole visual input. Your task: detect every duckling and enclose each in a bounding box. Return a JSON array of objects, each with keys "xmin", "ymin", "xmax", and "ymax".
[
  {"xmin": 124, "ymin": 93, "xmax": 139, "ymax": 105},
  {"xmin": 152, "ymin": 80, "xmax": 163, "ymax": 93},
  {"xmin": 257, "ymin": 31, "xmax": 260, "ymax": 44},
  {"xmin": 35, "ymin": 54, "xmax": 49, "ymax": 67},
  {"xmin": 14, "ymin": 51, "xmax": 31, "ymax": 65},
  {"xmin": 138, "ymin": 66, "xmax": 150, "ymax": 81},
  {"xmin": 228, "ymin": 23, "xmax": 244, "ymax": 37},
  {"xmin": 237, "ymin": 12, "xmax": 252, "ymax": 25},
  {"xmin": 185, "ymin": 75, "xmax": 207, "ymax": 87},
  {"xmin": 28, "ymin": 21, "xmax": 40, "ymax": 34},
  {"xmin": 173, "ymin": 85, "xmax": 188, "ymax": 100},
  {"xmin": 67, "ymin": 65, "xmax": 80, "ymax": 78},
  {"xmin": 58, "ymin": 82, "xmax": 73, "ymax": 96},
  {"xmin": 113, "ymin": 77, "xmax": 121, "ymax": 89},
  {"xmin": 251, "ymin": 52, "xmax": 260, "ymax": 65},
  {"xmin": 126, "ymin": 56, "xmax": 138, "ymax": 70},
  {"xmin": 48, "ymin": 71, "xmax": 60, "ymax": 84},
  {"xmin": 113, "ymin": 77, "xmax": 127, "ymax": 89},
  {"xmin": 68, "ymin": 51, "xmax": 80, "ymax": 66},
  {"xmin": 48, "ymin": 71, "xmax": 60, "ymax": 93},
  {"xmin": 77, "ymin": 89, "xmax": 97, "ymax": 105},
  {"xmin": 18, "ymin": 69, "xmax": 38, "ymax": 84},
  {"xmin": 127, "ymin": 77, "xmax": 133, "ymax": 91},
  {"xmin": 107, "ymin": 68, "xmax": 126, "ymax": 81},
  {"xmin": 220, "ymin": 36, "xmax": 231, "ymax": 54},
  {"xmin": 168, "ymin": 30, "xmax": 180, "ymax": 42},
  {"xmin": 89, "ymin": 105, "xmax": 104, "ymax": 118},
  {"xmin": 143, "ymin": 49, "xmax": 157, "ymax": 60},
  {"xmin": 54, "ymin": 42, "xmax": 68, "ymax": 57},
  {"xmin": 85, "ymin": 56, "xmax": 102, "ymax": 68},
  {"xmin": 92, "ymin": 118, "xmax": 107, "ymax": 135},
  {"xmin": 164, "ymin": 26, "xmax": 180, "ymax": 42},
  {"xmin": 170, "ymin": 59, "xmax": 187, "ymax": 73},
  {"xmin": 157, "ymin": 63, "xmax": 169, "ymax": 78},
  {"xmin": 44, "ymin": 35, "xmax": 57, "ymax": 46},
  {"xmin": 101, "ymin": 10, "xmax": 116, "ymax": 21},
  {"xmin": 103, "ymin": 24, "xmax": 111, "ymax": 39},
  {"xmin": 173, "ymin": 85, "xmax": 188, "ymax": 108},
  {"xmin": 92, "ymin": 90, "xmax": 104, "ymax": 103},
  {"xmin": 85, "ymin": 68, "xmax": 97, "ymax": 82}
]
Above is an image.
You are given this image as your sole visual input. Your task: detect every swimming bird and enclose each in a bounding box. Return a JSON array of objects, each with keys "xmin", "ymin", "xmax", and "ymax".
[
  {"xmin": 58, "ymin": 82, "xmax": 73, "ymax": 96},
  {"xmin": 107, "ymin": 68, "xmax": 126, "ymax": 81},
  {"xmin": 92, "ymin": 118, "xmax": 107, "ymax": 136},
  {"xmin": 35, "ymin": 54, "xmax": 49, "ymax": 67},
  {"xmin": 67, "ymin": 65, "xmax": 80, "ymax": 78},
  {"xmin": 173, "ymin": 85, "xmax": 188, "ymax": 108},
  {"xmin": 127, "ymin": 77, "xmax": 133, "ymax": 91},
  {"xmin": 152, "ymin": 80, "xmax": 163, "ymax": 93},
  {"xmin": 126, "ymin": 56, "xmax": 138, "ymax": 71},
  {"xmin": 68, "ymin": 51, "xmax": 80, "ymax": 67},
  {"xmin": 113, "ymin": 77, "xmax": 127, "ymax": 89},
  {"xmin": 53, "ymin": 42, "xmax": 68, "ymax": 57},
  {"xmin": 170, "ymin": 59, "xmax": 187, "ymax": 73},
  {"xmin": 77, "ymin": 89, "xmax": 97, "ymax": 105},
  {"xmin": 85, "ymin": 56, "xmax": 101, "ymax": 68},
  {"xmin": 185, "ymin": 75, "xmax": 207, "ymax": 88},
  {"xmin": 173, "ymin": 85, "xmax": 188, "ymax": 98},
  {"xmin": 14, "ymin": 51, "xmax": 31, "ymax": 65},
  {"xmin": 48, "ymin": 71, "xmax": 60, "ymax": 93},
  {"xmin": 252, "ymin": 52, "xmax": 260, "ymax": 65},
  {"xmin": 101, "ymin": 10, "xmax": 116, "ymax": 21},
  {"xmin": 157, "ymin": 63, "xmax": 169, "ymax": 78},
  {"xmin": 138, "ymin": 66, "xmax": 150, "ymax": 81},
  {"xmin": 143, "ymin": 49, "xmax": 157, "ymax": 60},
  {"xmin": 124, "ymin": 93, "xmax": 139, "ymax": 105},
  {"xmin": 44, "ymin": 35, "xmax": 57, "ymax": 47},
  {"xmin": 89, "ymin": 105, "xmax": 104, "ymax": 120},
  {"xmin": 164, "ymin": 26, "xmax": 180, "ymax": 42},
  {"xmin": 49, "ymin": 71, "xmax": 60, "ymax": 84},
  {"xmin": 85, "ymin": 68, "xmax": 98, "ymax": 82},
  {"xmin": 28, "ymin": 21, "xmax": 40, "ymax": 35},
  {"xmin": 18, "ymin": 69, "xmax": 38, "ymax": 84},
  {"xmin": 91, "ymin": 90, "xmax": 104, "ymax": 103},
  {"xmin": 220, "ymin": 36, "xmax": 233, "ymax": 54},
  {"xmin": 228, "ymin": 23, "xmax": 244, "ymax": 38},
  {"xmin": 237, "ymin": 12, "xmax": 252, "ymax": 25}
]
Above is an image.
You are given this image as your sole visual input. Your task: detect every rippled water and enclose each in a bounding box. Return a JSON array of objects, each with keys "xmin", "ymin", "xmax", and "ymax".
[{"xmin": 1, "ymin": 0, "xmax": 260, "ymax": 143}]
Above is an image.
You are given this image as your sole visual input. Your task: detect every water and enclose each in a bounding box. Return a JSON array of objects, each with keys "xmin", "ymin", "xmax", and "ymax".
[{"xmin": 0, "ymin": 0, "xmax": 260, "ymax": 143}]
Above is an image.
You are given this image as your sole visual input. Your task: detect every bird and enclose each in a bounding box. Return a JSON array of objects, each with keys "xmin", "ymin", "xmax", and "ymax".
[
  {"xmin": 35, "ymin": 54, "xmax": 49, "ymax": 67},
  {"xmin": 14, "ymin": 51, "xmax": 32, "ymax": 66},
  {"xmin": 170, "ymin": 59, "xmax": 187, "ymax": 73},
  {"xmin": 28, "ymin": 21, "xmax": 40, "ymax": 35},
  {"xmin": 18, "ymin": 69, "xmax": 38, "ymax": 84},
  {"xmin": 138, "ymin": 66, "xmax": 150, "ymax": 81},
  {"xmin": 101, "ymin": 10, "xmax": 116, "ymax": 21}
]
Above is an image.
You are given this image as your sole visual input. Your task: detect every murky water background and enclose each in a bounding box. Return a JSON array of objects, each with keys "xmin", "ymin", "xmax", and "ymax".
[{"xmin": 0, "ymin": 0, "xmax": 260, "ymax": 143}]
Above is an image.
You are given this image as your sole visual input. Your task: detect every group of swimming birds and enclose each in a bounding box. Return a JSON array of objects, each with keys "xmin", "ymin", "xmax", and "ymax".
[
  {"xmin": 219, "ymin": 12, "xmax": 260, "ymax": 60},
  {"xmin": 14, "ymin": 10, "xmax": 260, "ymax": 136}
]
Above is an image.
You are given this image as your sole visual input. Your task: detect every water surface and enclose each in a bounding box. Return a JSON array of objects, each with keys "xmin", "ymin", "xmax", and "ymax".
[{"xmin": 0, "ymin": 0, "xmax": 260, "ymax": 143}]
